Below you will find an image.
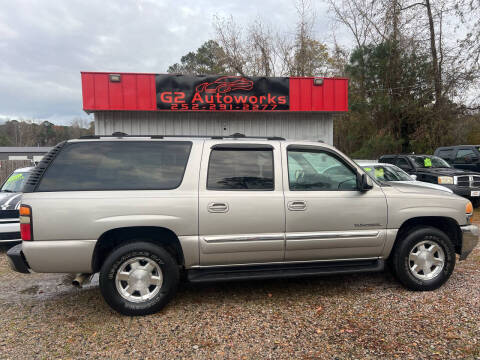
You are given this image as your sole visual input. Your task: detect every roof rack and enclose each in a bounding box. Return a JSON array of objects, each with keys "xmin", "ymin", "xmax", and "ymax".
[{"xmin": 79, "ymin": 133, "xmax": 286, "ymax": 141}]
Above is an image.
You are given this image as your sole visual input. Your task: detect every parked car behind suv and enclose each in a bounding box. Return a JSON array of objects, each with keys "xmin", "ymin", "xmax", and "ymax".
[
  {"xmin": 379, "ymin": 154, "xmax": 480, "ymax": 207},
  {"xmin": 0, "ymin": 167, "xmax": 33, "ymax": 244},
  {"xmin": 359, "ymin": 162, "xmax": 453, "ymax": 193},
  {"xmin": 8, "ymin": 135, "xmax": 478, "ymax": 316},
  {"xmin": 434, "ymin": 145, "xmax": 480, "ymax": 173}
]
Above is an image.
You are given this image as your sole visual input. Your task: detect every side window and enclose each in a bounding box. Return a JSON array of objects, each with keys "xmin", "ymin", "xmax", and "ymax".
[
  {"xmin": 207, "ymin": 149, "xmax": 274, "ymax": 190},
  {"xmin": 37, "ymin": 141, "xmax": 192, "ymax": 191},
  {"xmin": 380, "ymin": 157, "xmax": 395, "ymax": 165},
  {"xmin": 395, "ymin": 157, "xmax": 411, "ymax": 170},
  {"xmin": 437, "ymin": 149, "xmax": 453, "ymax": 160},
  {"xmin": 288, "ymin": 150, "xmax": 357, "ymax": 191},
  {"xmin": 455, "ymin": 149, "xmax": 475, "ymax": 163}
]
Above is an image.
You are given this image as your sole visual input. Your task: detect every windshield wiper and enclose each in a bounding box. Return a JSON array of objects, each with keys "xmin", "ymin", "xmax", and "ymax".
[{"xmin": 1, "ymin": 190, "xmax": 13, "ymax": 193}]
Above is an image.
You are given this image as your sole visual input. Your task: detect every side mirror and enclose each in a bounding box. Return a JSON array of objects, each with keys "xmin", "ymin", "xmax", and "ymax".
[
  {"xmin": 410, "ymin": 174, "xmax": 417, "ymax": 180},
  {"xmin": 357, "ymin": 173, "xmax": 373, "ymax": 192}
]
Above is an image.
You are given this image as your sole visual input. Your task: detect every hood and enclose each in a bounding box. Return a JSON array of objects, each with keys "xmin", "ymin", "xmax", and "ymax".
[
  {"xmin": 0, "ymin": 192, "xmax": 23, "ymax": 211},
  {"xmin": 388, "ymin": 181, "xmax": 456, "ymax": 195},
  {"xmin": 415, "ymin": 167, "xmax": 480, "ymax": 176},
  {"xmin": 393, "ymin": 181, "xmax": 453, "ymax": 193}
]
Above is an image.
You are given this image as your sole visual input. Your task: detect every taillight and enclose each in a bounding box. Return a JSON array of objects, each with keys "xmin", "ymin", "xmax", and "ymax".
[{"xmin": 19, "ymin": 205, "xmax": 33, "ymax": 241}]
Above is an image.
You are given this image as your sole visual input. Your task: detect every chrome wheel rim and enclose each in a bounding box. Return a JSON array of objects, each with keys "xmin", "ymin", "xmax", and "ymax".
[
  {"xmin": 408, "ymin": 240, "xmax": 445, "ymax": 280},
  {"xmin": 115, "ymin": 257, "xmax": 163, "ymax": 303}
]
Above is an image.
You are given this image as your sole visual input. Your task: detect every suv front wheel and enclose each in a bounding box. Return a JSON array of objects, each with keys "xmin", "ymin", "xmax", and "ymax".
[
  {"xmin": 99, "ymin": 241, "xmax": 179, "ymax": 316},
  {"xmin": 391, "ymin": 227, "xmax": 456, "ymax": 291}
]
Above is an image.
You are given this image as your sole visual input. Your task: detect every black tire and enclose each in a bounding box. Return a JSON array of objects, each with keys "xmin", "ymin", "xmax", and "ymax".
[
  {"xmin": 99, "ymin": 241, "xmax": 179, "ymax": 316},
  {"xmin": 391, "ymin": 227, "xmax": 456, "ymax": 291}
]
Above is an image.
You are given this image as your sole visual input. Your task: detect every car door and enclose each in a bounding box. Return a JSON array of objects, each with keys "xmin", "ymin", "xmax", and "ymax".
[
  {"xmin": 198, "ymin": 140, "xmax": 285, "ymax": 266},
  {"xmin": 283, "ymin": 144, "xmax": 388, "ymax": 261}
]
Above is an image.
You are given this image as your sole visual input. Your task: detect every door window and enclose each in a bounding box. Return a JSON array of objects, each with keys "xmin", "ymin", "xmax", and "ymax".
[
  {"xmin": 395, "ymin": 157, "xmax": 411, "ymax": 170},
  {"xmin": 207, "ymin": 149, "xmax": 274, "ymax": 190},
  {"xmin": 455, "ymin": 149, "xmax": 476, "ymax": 163},
  {"xmin": 288, "ymin": 150, "xmax": 357, "ymax": 191}
]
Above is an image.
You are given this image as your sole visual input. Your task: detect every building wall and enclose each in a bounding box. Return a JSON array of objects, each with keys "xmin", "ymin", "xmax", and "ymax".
[{"xmin": 95, "ymin": 111, "xmax": 334, "ymax": 144}]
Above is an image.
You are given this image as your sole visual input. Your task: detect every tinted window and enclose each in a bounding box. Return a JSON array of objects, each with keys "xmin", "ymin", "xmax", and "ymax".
[
  {"xmin": 437, "ymin": 149, "xmax": 453, "ymax": 159},
  {"xmin": 207, "ymin": 149, "xmax": 274, "ymax": 190},
  {"xmin": 37, "ymin": 141, "xmax": 192, "ymax": 191},
  {"xmin": 456, "ymin": 149, "xmax": 475, "ymax": 160},
  {"xmin": 379, "ymin": 156, "xmax": 396, "ymax": 164},
  {"xmin": 395, "ymin": 157, "xmax": 411, "ymax": 169},
  {"xmin": 288, "ymin": 150, "xmax": 357, "ymax": 191}
]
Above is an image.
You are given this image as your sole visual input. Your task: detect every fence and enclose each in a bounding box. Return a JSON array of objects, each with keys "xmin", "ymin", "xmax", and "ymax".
[{"xmin": 0, "ymin": 160, "xmax": 34, "ymax": 185}]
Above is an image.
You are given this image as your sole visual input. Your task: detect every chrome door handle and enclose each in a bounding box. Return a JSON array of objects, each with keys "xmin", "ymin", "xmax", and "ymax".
[
  {"xmin": 288, "ymin": 200, "xmax": 307, "ymax": 211},
  {"xmin": 208, "ymin": 202, "xmax": 229, "ymax": 213}
]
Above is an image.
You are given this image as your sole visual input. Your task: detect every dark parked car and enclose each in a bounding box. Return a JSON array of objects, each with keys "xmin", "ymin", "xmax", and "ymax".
[
  {"xmin": 379, "ymin": 154, "xmax": 480, "ymax": 207},
  {"xmin": 434, "ymin": 145, "xmax": 480, "ymax": 173},
  {"xmin": 0, "ymin": 167, "xmax": 34, "ymax": 244}
]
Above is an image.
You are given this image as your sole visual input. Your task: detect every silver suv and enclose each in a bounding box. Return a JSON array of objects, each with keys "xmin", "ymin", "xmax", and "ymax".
[{"xmin": 8, "ymin": 134, "xmax": 479, "ymax": 316}]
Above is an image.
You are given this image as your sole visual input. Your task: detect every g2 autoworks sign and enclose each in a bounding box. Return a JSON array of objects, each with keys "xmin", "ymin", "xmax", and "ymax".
[{"xmin": 156, "ymin": 75, "xmax": 289, "ymax": 111}]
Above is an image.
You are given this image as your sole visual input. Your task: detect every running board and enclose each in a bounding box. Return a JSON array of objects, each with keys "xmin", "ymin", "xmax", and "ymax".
[{"xmin": 187, "ymin": 259, "xmax": 384, "ymax": 283}]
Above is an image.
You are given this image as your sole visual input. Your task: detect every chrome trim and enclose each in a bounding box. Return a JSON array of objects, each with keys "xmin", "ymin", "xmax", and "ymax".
[
  {"xmin": 189, "ymin": 256, "xmax": 380, "ymax": 269},
  {"xmin": 286, "ymin": 231, "xmax": 379, "ymax": 240},
  {"xmin": 203, "ymin": 233, "xmax": 285, "ymax": 243}
]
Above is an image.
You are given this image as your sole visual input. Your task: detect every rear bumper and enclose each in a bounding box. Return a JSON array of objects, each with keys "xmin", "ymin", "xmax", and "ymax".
[
  {"xmin": 6, "ymin": 244, "xmax": 30, "ymax": 273},
  {"xmin": 460, "ymin": 224, "xmax": 479, "ymax": 260}
]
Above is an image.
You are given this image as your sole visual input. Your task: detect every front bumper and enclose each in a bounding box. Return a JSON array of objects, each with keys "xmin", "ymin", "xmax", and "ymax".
[
  {"xmin": 6, "ymin": 244, "xmax": 30, "ymax": 273},
  {"xmin": 443, "ymin": 185, "xmax": 480, "ymax": 198},
  {"xmin": 460, "ymin": 224, "xmax": 479, "ymax": 260}
]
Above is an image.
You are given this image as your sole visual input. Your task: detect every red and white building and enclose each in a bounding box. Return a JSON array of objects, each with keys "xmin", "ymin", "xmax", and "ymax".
[{"xmin": 81, "ymin": 72, "xmax": 348, "ymax": 144}]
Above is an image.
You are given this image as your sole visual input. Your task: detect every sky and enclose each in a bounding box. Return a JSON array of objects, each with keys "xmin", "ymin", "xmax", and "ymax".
[{"xmin": 0, "ymin": 0, "xmax": 332, "ymax": 125}]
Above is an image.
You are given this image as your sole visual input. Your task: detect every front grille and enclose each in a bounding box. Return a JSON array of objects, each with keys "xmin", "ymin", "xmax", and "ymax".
[
  {"xmin": 473, "ymin": 176, "xmax": 480, "ymax": 187},
  {"xmin": 0, "ymin": 232, "xmax": 21, "ymax": 241},
  {"xmin": 456, "ymin": 175, "xmax": 480, "ymax": 187},
  {"xmin": 457, "ymin": 176, "xmax": 470, "ymax": 187}
]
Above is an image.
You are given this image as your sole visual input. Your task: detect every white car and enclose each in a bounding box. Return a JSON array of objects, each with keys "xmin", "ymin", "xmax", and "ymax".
[
  {"xmin": 0, "ymin": 167, "xmax": 34, "ymax": 243},
  {"xmin": 360, "ymin": 162, "xmax": 453, "ymax": 193}
]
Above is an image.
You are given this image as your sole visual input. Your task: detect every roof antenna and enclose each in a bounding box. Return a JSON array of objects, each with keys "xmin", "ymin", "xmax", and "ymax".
[
  {"xmin": 230, "ymin": 133, "xmax": 246, "ymax": 138},
  {"xmin": 112, "ymin": 132, "xmax": 128, "ymax": 137}
]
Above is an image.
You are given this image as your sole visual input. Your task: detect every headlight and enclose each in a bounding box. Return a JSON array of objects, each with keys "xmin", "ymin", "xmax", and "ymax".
[{"xmin": 438, "ymin": 176, "xmax": 454, "ymax": 184}]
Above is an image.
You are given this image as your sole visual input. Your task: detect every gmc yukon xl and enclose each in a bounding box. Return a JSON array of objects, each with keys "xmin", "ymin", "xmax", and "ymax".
[{"xmin": 7, "ymin": 134, "xmax": 479, "ymax": 316}]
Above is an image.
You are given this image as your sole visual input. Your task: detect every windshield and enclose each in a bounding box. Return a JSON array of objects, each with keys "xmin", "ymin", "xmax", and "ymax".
[
  {"xmin": 410, "ymin": 155, "xmax": 451, "ymax": 168},
  {"xmin": 1, "ymin": 171, "xmax": 30, "ymax": 192},
  {"xmin": 363, "ymin": 165, "xmax": 412, "ymax": 182}
]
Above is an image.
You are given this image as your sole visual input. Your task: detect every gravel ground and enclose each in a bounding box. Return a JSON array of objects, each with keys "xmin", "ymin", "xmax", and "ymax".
[{"xmin": 0, "ymin": 212, "xmax": 479, "ymax": 359}]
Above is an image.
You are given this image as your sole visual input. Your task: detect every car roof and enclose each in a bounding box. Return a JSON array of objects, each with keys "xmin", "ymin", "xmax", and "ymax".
[{"xmin": 67, "ymin": 135, "xmax": 339, "ymax": 151}]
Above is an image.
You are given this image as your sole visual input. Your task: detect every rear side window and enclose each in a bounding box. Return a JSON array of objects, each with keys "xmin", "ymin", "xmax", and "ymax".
[
  {"xmin": 37, "ymin": 141, "xmax": 192, "ymax": 191},
  {"xmin": 207, "ymin": 149, "xmax": 274, "ymax": 190},
  {"xmin": 437, "ymin": 149, "xmax": 453, "ymax": 160},
  {"xmin": 379, "ymin": 156, "xmax": 396, "ymax": 165}
]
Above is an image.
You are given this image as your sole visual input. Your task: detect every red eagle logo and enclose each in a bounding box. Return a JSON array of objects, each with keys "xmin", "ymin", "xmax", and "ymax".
[{"xmin": 195, "ymin": 76, "xmax": 254, "ymax": 94}]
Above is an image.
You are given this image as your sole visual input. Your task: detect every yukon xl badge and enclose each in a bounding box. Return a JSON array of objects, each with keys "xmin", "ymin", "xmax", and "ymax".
[{"xmin": 354, "ymin": 223, "xmax": 382, "ymax": 227}]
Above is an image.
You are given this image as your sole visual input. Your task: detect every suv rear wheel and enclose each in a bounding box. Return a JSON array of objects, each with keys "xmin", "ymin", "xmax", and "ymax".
[
  {"xmin": 99, "ymin": 241, "xmax": 179, "ymax": 316},
  {"xmin": 391, "ymin": 227, "xmax": 455, "ymax": 291}
]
